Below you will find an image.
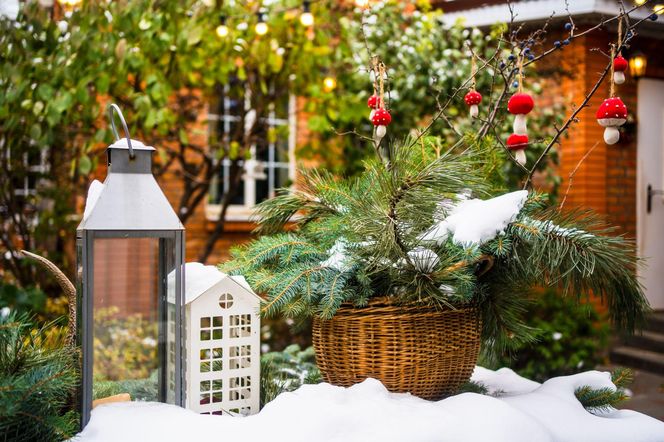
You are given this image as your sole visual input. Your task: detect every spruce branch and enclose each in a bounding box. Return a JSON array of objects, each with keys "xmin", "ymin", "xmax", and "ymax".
[{"xmin": 575, "ymin": 368, "xmax": 634, "ymax": 414}]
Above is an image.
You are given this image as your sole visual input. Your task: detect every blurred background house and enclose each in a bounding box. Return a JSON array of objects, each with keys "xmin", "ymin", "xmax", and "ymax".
[{"xmin": 435, "ymin": 0, "xmax": 664, "ymax": 373}]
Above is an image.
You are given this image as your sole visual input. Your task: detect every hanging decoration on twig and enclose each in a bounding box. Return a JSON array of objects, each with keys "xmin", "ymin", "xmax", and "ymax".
[
  {"xmin": 613, "ymin": 55, "xmax": 628, "ymax": 85},
  {"xmin": 597, "ymin": 19, "xmax": 628, "ymax": 146},
  {"xmin": 506, "ymin": 56, "xmax": 534, "ymax": 165},
  {"xmin": 371, "ymin": 59, "xmax": 391, "ymax": 142},
  {"xmin": 612, "ymin": 20, "xmax": 628, "ymax": 85},
  {"xmin": 464, "ymin": 55, "xmax": 482, "ymax": 119}
]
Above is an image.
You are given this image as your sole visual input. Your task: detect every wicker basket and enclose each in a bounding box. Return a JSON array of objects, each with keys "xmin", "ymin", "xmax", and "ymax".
[{"xmin": 312, "ymin": 297, "xmax": 481, "ymax": 400}]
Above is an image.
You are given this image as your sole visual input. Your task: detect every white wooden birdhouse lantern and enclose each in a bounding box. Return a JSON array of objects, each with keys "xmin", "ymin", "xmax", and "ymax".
[{"xmin": 179, "ymin": 263, "xmax": 261, "ymax": 416}]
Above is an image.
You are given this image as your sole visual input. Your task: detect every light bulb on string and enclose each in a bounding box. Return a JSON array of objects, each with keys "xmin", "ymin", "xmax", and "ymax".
[
  {"xmin": 216, "ymin": 15, "xmax": 229, "ymax": 38},
  {"xmin": 323, "ymin": 76, "xmax": 337, "ymax": 92},
  {"xmin": 255, "ymin": 11, "xmax": 268, "ymax": 36},
  {"xmin": 58, "ymin": 0, "xmax": 82, "ymax": 10},
  {"xmin": 300, "ymin": 1, "xmax": 314, "ymax": 27}
]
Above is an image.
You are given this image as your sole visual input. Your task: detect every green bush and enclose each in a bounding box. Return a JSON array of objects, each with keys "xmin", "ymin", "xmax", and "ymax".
[
  {"xmin": 260, "ymin": 345, "xmax": 321, "ymax": 407},
  {"xmin": 0, "ymin": 313, "xmax": 79, "ymax": 441},
  {"xmin": 485, "ymin": 290, "xmax": 609, "ymax": 382}
]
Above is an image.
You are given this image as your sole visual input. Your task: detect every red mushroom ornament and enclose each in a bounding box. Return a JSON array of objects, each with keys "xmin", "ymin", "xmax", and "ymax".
[
  {"xmin": 506, "ymin": 133, "xmax": 529, "ymax": 165},
  {"xmin": 507, "ymin": 93, "xmax": 535, "ymax": 135},
  {"xmin": 613, "ymin": 55, "xmax": 628, "ymax": 85},
  {"xmin": 372, "ymin": 108, "xmax": 392, "ymax": 140},
  {"xmin": 367, "ymin": 95, "xmax": 380, "ymax": 120},
  {"xmin": 464, "ymin": 90, "xmax": 482, "ymax": 118},
  {"xmin": 596, "ymin": 97, "xmax": 627, "ymax": 145}
]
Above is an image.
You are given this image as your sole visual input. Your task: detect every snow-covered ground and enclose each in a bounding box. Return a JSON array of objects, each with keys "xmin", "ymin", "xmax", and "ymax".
[{"xmin": 77, "ymin": 367, "xmax": 664, "ymax": 442}]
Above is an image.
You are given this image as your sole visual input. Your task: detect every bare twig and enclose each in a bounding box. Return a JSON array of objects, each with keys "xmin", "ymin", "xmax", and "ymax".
[{"xmin": 559, "ymin": 142, "xmax": 600, "ymax": 210}]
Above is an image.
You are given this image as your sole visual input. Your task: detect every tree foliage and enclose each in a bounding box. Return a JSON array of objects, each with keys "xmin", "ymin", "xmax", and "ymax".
[{"xmin": 0, "ymin": 0, "xmax": 347, "ymax": 291}]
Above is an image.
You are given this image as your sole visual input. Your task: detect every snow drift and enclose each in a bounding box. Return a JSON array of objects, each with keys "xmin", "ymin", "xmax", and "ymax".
[{"xmin": 77, "ymin": 367, "xmax": 664, "ymax": 442}]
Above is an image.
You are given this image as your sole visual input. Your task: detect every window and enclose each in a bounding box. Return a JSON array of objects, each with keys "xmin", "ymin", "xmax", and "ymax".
[
  {"xmin": 229, "ymin": 345, "xmax": 251, "ymax": 370},
  {"xmin": 206, "ymin": 84, "xmax": 296, "ymax": 220},
  {"xmin": 229, "ymin": 314, "xmax": 252, "ymax": 339},
  {"xmin": 229, "ymin": 376, "xmax": 251, "ymax": 401},
  {"xmin": 200, "ymin": 316, "xmax": 223, "ymax": 341},
  {"xmin": 4, "ymin": 141, "xmax": 48, "ymax": 199},
  {"xmin": 199, "ymin": 347, "xmax": 223, "ymax": 373}
]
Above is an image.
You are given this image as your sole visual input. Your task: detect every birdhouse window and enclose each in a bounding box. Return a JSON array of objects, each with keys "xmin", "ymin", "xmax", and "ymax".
[
  {"xmin": 200, "ymin": 316, "xmax": 223, "ymax": 341},
  {"xmin": 200, "ymin": 347, "xmax": 223, "ymax": 373},
  {"xmin": 199, "ymin": 379, "xmax": 223, "ymax": 405},
  {"xmin": 229, "ymin": 314, "xmax": 252, "ymax": 338},
  {"xmin": 218, "ymin": 293, "xmax": 233, "ymax": 309},
  {"xmin": 229, "ymin": 376, "xmax": 251, "ymax": 401},
  {"xmin": 229, "ymin": 345, "xmax": 252, "ymax": 370}
]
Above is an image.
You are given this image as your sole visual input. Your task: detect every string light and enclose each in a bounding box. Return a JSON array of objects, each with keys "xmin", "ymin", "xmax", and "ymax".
[
  {"xmin": 216, "ymin": 15, "xmax": 229, "ymax": 38},
  {"xmin": 323, "ymin": 76, "xmax": 337, "ymax": 92},
  {"xmin": 255, "ymin": 11, "xmax": 268, "ymax": 35},
  {"xmin": 300, "ymin": 1, "xmax": 314, "ymax": 26},
  {"xmin": 654, "ymin": 4, "xmax": 664, "ymax": 14},
  {"xmin": 58, "ymin": 0, "xmax": 82, "ymax": 8}
]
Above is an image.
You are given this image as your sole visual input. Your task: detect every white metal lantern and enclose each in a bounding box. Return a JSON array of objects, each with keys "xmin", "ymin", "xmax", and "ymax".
[
  {"xmin": 76, "ymin": 105, "xmax": 185, "ymax": 428},
  {"xmin": 180, "ymin": 263, "xmax": 261, "ymax": 416}
]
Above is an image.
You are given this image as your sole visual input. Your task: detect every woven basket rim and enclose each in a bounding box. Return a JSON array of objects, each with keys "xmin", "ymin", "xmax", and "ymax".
[{"xmin": 328, "ymin": 296, "xmax": 476, "ymax": 315}]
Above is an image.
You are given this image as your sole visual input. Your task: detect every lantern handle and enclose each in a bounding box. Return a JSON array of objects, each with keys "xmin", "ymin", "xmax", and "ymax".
[{"xmin": 107, "ymin": 103, "xmax": 135, "ymax": 159}]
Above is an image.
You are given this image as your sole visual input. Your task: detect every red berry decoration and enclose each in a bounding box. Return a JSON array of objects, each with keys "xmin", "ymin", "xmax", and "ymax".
[
  {"xmin": 507, "ymin": 93, "xmax": 535, "ymax": 115},
  {"xmin": 372, "ymin": 108, "xmax": 391, "ymax": 140},
  {"xmin": 367, "ymin": 95, "xmax": 380, "ymax": 109},
  {"xmin": 506, "ymin": 133, "xmax": 529, "ymax": 165},
  {"xmin": 506, "ymin": 133, "xmax": 529, "ymax": 149},
  {"xmin": 613, "ymin": 55, "xmax": 628, "ymax": 71},
  {"xmin": 613, "ymin": 55, "xmax": 628, "ymax": 85},
  {"xmin": 464, "ymin": 90, "xmax": 482, "ymax": 118},
  {"xmin": 372, "ymin": 108, "xmax": 392, "ymax": 126},
  {"xmin": 508, "ymin": 93, "xmax": 534, "ymax": 136},
  {"xmin": 596, "ymin": 97, "xmax": 627, "ymax": 145}
]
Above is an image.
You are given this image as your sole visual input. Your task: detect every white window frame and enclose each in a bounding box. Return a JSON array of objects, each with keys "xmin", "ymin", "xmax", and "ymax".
[
  {"xmin": 4, "ymin": 137, "xmax": 49, "ymax": 198},
  {"xmin": 205, "ymin": 93, "xmax": 297, "ymax": 222}
]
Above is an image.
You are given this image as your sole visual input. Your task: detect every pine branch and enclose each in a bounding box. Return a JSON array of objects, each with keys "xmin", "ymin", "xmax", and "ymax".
[
  {"xmin": 575, "ymin": 369, "xmax": 633, "ymax": 414},
  {"xmin": 506, "ymin": 209, "xmax": 649, "ymax": 332}
]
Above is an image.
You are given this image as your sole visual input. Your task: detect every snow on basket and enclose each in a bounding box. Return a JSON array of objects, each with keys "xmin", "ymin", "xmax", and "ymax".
[{"xmin": 169, "ymin": 263, "xmax": 261, "ymax": 416}]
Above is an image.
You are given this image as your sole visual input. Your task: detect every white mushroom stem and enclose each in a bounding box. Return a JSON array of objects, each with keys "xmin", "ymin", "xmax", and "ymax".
[
  {"xmin": 369, "ymin": 109, "xmax": 376, "ymax": 121},
  {"xmin": 513, "ymin": 114, "xmax": 527, "ymax": 135},
  {"xmin": 514, "ymin": 149, "xmax": 527, "ymax": 165},
  {"xmin": 470, "ymin": 105, "xmax": 479, "ymax": 118},
  {"xmin": 613, "ymin": 71, "xmax": 625, "ymax": 85},
  {"xmin": 375, "ymin": 125, "xmax": 387, "ymax": 139},
  {"xmin": 603, "ymin": 126, "xmax": 620, "ymax": 145}
]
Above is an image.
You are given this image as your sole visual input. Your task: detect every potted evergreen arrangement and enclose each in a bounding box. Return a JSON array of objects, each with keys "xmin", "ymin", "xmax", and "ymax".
[{"xmin": 221, "ymin": 135, "xmax": 649, "ymax": 399}]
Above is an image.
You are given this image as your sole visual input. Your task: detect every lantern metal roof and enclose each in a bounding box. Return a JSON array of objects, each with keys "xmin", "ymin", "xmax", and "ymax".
[{"xmin": 77, "ymin": 134, "xmax": 184, "ymax": 232}]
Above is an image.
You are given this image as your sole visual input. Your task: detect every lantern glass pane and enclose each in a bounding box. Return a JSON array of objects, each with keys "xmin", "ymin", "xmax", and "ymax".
[{"xmin": 92, "ymin": 237, "xmax": 162, "ymax": 402}]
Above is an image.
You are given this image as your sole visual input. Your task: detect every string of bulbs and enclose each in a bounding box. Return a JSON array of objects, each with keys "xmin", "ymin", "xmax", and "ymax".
[{"xmin": 216, "ymin": 0, "xmax": 318, "ymax": 38}]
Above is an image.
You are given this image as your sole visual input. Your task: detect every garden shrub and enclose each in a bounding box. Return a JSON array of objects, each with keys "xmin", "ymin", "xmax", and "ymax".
[
  {"xmin": 485, "ymin": 289, "xmax": 609, "ymax": 382},
  {"xmin": 0, "ymin": 313, "xmax": 79, "ymax": 441},
  {"xmin": 260, "ymin": 344, "xmax": 321, "ymax": 407}
]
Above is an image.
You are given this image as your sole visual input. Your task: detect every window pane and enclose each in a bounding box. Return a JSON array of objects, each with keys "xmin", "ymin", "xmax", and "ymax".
[{"xmin": 92, "ymin": 238, "xmax": 160, "ymax": 402}]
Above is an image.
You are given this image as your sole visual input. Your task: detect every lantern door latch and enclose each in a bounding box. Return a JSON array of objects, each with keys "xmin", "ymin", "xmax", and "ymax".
[{"xmin": 647, "ymin": 184, "xmax": 664, "ymax": 214}]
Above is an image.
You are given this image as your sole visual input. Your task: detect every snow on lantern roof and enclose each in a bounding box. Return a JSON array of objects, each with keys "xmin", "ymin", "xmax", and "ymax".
[{"xmin": 169, "ymin": 262, "xmax": 262, "ymax": 305}]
